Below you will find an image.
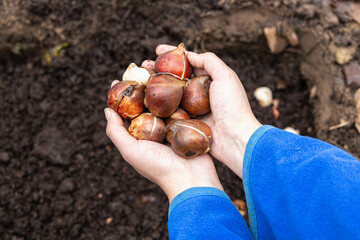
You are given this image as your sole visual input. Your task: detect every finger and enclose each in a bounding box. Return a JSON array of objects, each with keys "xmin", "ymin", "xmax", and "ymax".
[
  {"xmin": 155, "ymin": 44, "xmax": 199, "ymax": 56},
  {"xmin": 187, "ymin": 52, "xmax": 235, "ymax": 82},
  {"xmin": 141, "ymin": 60, "xmax": 155, "ymax": 70},
  {"xmin": 194, "ymin": 69, "xmax": 208, "ymax": 76},
  {"xmin": 155, "ymin": 44, "xmax": 176, "ymax": 55},
  {"xmin": 105, "ymin": 108, "xmax": 137, "ymax": 158},
  {"xmin": 196, "ymin": 113, "xmax": 214, "ymax": 128},
  {"xmin": 111, "ymin": 80, "xmax": 120, "ymax": 87}
]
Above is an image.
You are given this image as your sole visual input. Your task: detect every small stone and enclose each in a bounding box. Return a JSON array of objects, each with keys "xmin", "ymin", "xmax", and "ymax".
[
  {"xmin": 264, "ymin": 27, "xmax": 287, "ymax": 54},
  {"xmin": 106, "ymin": 217, "xmax": 113, "ymax": 224},
  {"xmin": 0, "ymin": 152, "xmax": 10, "ymax": 162},
  {"xmin": 335, "ymin": 47, "xmax": 356, "ymax": 65},
  {"xmin": 139, "ymin": 193, "xmax": 156, "ymax": 204},
  {"xmin": 59, "ymin": 178, "xmax": 75, "ymax": 193},
  {"xmin": 286, "ymin": 30, "xmax": 299, "ymax": 46},
  {"xmin": 344, "ymin": 61, "xmax": 360, "ymax": 87}
]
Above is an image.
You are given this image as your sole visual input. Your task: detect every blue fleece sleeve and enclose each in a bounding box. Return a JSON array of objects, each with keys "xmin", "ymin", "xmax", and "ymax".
[
  {"xmin": 243, "ymin": 126, "xmax": 360, "ymax": 240},
  {"xmin": 168, "ymin": 187, "xmax": 253, "ymax": 240}
]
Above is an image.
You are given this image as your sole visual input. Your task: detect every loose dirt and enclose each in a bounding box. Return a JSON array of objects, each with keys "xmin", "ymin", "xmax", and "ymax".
[{"xmin": 0, "ymin": 1, "xmax": 359, "ymax": 239}]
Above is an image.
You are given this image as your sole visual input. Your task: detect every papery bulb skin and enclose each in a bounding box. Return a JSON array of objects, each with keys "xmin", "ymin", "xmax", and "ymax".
[
  {"xmin": 144, "ymin": 74, "xmax": 188, "ymax": 118},
  {"xmin": 180, "ymin": 75, "xmax": 211, "ymax": 116},
  {"xmin": 155, "ymin": 43, "xmax": 193, "ymax": 79},
  {"xmin": 107, "ymin": 81, "xmax": 145, "ymax": 119},
  {"xmin": 122, "ymin": 63, "xmax": 152, "ymax": 85},
  {"xmin": 128, "ymin": 113, "xmax": 166, "ymax": 142},
  {"xmin": 166, "ymin": 119, "xmax": 212, "ymax": 158}
]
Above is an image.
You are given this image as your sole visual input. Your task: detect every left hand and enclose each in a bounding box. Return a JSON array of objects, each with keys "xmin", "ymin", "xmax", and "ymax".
[{"xmin": 105, "ymin": 81, "xmax": 223, "ymax": 202}]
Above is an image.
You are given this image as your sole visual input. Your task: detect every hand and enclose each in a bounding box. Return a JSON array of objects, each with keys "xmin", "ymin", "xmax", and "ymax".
[
  {"xmin": 142, "ymin": 45, "xmax": 262, "ymax": 178},
  {"xmin": 105, "ymin": 81, "xmax": 223, "ymax": 202}
]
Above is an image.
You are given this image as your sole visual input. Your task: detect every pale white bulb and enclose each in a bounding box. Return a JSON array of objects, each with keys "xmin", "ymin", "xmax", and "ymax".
[
  {"xmin": 122, "ymin": 63, "xmax": 151, "ymax": 85},
  {"xmin": 284, "ymin": 127, "xmax": 300, "ymax": 135},
  {"xmin": 254, "ymin": 87, "xmax": 273, "ymax": 107}
]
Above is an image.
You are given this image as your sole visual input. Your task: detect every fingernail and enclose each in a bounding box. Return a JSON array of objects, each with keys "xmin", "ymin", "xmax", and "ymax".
[{"xmin": 104, "ymin": 108, "xmax": 111, "ymax": 120}]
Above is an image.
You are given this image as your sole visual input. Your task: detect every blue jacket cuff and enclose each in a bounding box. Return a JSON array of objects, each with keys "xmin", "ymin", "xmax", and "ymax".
[
  {"xmin": 243, "ymin": 125, "xmax": 274, "ymax": 239},
  {"xmin": 169, "ymin": 187, "xmax": 230, "ymax": 217}
]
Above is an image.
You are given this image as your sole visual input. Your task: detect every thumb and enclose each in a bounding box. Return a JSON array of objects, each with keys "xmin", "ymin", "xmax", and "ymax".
[
  {"xmin": 105, "ymin": 108, "xmax": 136, "ymax": 158},
  {"xmin": 187, "ymin": 52, "xmax": 235, "ymax": 83}
]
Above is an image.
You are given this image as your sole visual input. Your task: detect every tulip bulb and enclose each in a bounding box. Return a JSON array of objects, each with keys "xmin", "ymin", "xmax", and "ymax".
[
  {"xmin": 155, "ymin": 43, "xmax": 193, "ymax": 79},
  {"xmin": 181, "ymin": 75, "xmax": 211, "ymax": 116},
  {"xmin": 166, "ymin": 119, "xmax": 212, "ymax": 158},
  {"xmin": 128, "ymin": 113, "xmax": 166, "ymax": 142},
  {"xmin": 283, "ymin": 127, "xmax": 300, "ymax": 135},
  {"xmin": 107, "ymin": 81, "xmax": 145, "ymax": 119},
  {"xmin": 254, "ymin": 86, "xmax": 273, "ymax": 107},
  {"xmin": 165, "ymin": 108, "xmax": 190, "ymax": 127},
  {"xmin": 122, "ymin": 63, "xmax": 151, "ymax": 85},
  {"xmin": 145, "ymin": 73, "xmax": 188, "ymax": 118}
]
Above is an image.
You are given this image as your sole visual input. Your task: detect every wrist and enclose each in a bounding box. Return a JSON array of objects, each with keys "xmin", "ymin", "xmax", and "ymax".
[
  {"xmin": 217, "ymin": 118, "xmax": 262, "ymax": 178},
  {"xmin": 158, "ymin": 156, "xmax": 224, "ymax": 203},
  {"xmin": 162, "ymin": 180, "xmax": 223, "ymax": 203}
]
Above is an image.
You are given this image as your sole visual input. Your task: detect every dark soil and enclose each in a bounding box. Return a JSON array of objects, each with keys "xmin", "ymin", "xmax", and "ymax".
[{"xmin": 0, "ymin": 1, "xmax": 359, "ymax": 239}]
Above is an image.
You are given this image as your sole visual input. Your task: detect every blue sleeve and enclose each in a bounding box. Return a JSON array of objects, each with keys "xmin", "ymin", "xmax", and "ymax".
[
  {"xmin": 167, "ymin": 187, "xmax": 253, "ymax": 240},
  {"xmin": 243, "ymin": 126, "xmax": 360, "ymax": 240}
]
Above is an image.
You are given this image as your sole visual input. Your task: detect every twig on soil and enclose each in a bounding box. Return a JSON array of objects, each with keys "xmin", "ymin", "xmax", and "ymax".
[{"xmin": 329, "ymin": 121, "xmax": 351, "ymax": 131}]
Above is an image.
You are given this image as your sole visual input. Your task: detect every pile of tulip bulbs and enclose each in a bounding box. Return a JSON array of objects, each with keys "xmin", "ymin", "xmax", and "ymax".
[{"xmin": 107, "ymin": 43, "xmax": 212, "ymax": 158}]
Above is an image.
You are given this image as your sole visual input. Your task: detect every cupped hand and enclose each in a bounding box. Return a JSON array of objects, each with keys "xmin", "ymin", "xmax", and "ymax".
[
  {"xmin": 142, "ymin": 45, "xmax": 262, "ymax": 178},
  {"xmin": 105, "ymin": 81, "xmax": 223, "ymax": 202}
]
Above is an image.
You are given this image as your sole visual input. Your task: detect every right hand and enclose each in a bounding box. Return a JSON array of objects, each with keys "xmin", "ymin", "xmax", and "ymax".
[{"xmin": 142, "ymin": 45, "xmax": 262, "ymax": 178}]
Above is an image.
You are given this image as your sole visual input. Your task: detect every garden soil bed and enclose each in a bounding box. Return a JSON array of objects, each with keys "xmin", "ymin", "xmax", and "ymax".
[{"xmin": 0, "ymin": 1, "xmax": 359, "ymax": 239}]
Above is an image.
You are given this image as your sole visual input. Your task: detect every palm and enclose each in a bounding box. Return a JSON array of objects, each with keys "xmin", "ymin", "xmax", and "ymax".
[
  {"xmin": 130, "ymin": 140, "xmax": 185, "ymax": 181},
  {"xmin": 128, "ymin": 139, "xmax": 214, "ymax": 186}
]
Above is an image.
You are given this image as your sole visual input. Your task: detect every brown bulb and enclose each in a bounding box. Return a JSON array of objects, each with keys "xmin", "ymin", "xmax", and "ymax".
[
  {"xmin": 155, "ymin": 43, "xmax": 193, "ymax": 79},
  {"xmin": 181, "ymin": 75, "xmax": 211, "ymax": 116},
  {"xmin": 144, "ymin": 73, "xmax": 188, "ymax": 118},
  {"xmin": 128, "ymin": 113, "xmax": 166, "ymax": 142},
  {"xmin": 166, "ymin": 119, "xmax": 212, "ymax": 158},
  {"xmin": 107, "ymin": 81, "xmax": 145, "ymax": 119},
  {"xmin": 165, "ymin": 108, "xmax": 190, "ymax": 142},
  {"xmin": 164, "ymin": 108, "xmax": 190, "ymax": 126}
]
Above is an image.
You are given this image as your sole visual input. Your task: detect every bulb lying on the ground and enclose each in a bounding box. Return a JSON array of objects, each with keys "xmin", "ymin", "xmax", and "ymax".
[
  {"xmin": 254, "ymin": 86, "xmax": 273, "ymax": 107},
  {"xmin": 145, "ymin": 73, "xmax": 188, "ymax": 118},
  {"xmin": 165, "ymin": 108, "xmax": 190, "ymax": 127},
  {"xmin": 166, "ymin": 119, "xmax": 212, "ymax": 158},
  {"xmin": 128, "ymin": 113, "xmax": 166, "ymax": 142},
  {"xmin": 181, "ymin": 75, "xmax": 211, "ymax": 116},
  {"xmin": 155, "ymin": 43, "xmax": 193, "ymax": 79},
  {"xmin": 122, "ymin": 63, "xmax": 152, "ymax": 85},
  {"xmin": 107, "ymin": 81, "xmax": 145, "ymax": 119},
  {"xmin": 283, "ymin": 127, "xmax": 300, "ymax": 135}
]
